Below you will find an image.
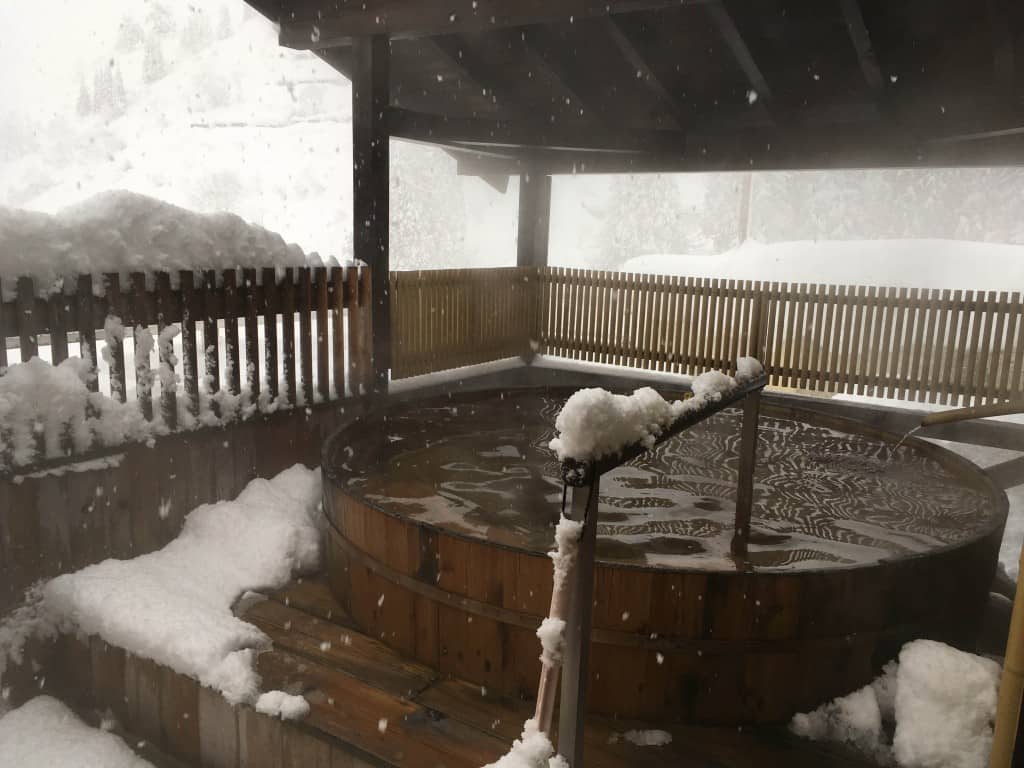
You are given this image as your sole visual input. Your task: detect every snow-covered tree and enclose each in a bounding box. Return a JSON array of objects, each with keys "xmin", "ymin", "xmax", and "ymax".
[
  {"xmin": 596, "ymin": 174, "xmax": 701, "ymax": 270},
  {"xmin": 182, "ymin": 10, "xmax": 213, "ymax": 52},
  {"xmin": 115, "ymin": 15, "xmax": 144, "ymax": 52},
  {"xmin": 146, "ymin": 2, "xmax": 176, "ymax": 36},
  {"xmin": 390, "ymin": 143, "xmax": 466, "ymax": 269},
  {"xmin": 92, "ymin": 64, "xmax": 114, "ymax": 114},
  {"xmin": 76, "ymin": 79, "xmax": 92, "ymax": 116},
  {"xmin": 217, "ymin": 7, "xmax": 233, "ymax": 40},
  {"xmin": 701, "ymin": 173, "xmax": 746, "ymax": 253},
  {"xmin": 112, "ymin": 64, "xmax": 128, "ymax": 114},
  {"xmin": 143, "ymin": 36, "xmax": 167, "ymax": 83}
]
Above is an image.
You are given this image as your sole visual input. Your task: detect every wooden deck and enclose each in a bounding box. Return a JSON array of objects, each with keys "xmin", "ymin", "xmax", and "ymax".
[{"xmin": 239, "ymin": 577, "xmax": 878, "ymax": 768}]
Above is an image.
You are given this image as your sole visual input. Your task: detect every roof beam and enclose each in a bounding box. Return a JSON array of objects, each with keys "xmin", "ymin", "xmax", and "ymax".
[
  {"xmin": 602, "ymin": 17, "xmax": 688, "ymax": 130},
  {"xmin": 278, "ymin": 0, "xmax": 705, "ymax": 49},
  {"xmin": 838, "ymin": 0, "xmax": 885, "ymax": 96},
  {"xmin": 385, "ymin": 106, "xmax": 674, "ymax": 153},
  {"xmin": 453, "ymin": 128, "xmax": 1024, "ymax": 175}
]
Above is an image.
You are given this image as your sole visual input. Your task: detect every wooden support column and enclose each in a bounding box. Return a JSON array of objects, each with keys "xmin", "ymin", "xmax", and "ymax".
[
  {"xmin": 516, "ymin": 169, "xmax": 552, "ymax": 268},
  {"xmin": 352, "ymin": 35, "xmax": 391, "ymax": 392},
  {"xmin": 557, "ymin": 480, "xmax": 599, "ymax": 768}
]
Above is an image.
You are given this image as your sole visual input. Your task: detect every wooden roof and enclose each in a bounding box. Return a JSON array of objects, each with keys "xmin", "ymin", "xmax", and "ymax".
[{"xmin": 246, "ymin": 0, "xmax": 1024, "ymax": 174}]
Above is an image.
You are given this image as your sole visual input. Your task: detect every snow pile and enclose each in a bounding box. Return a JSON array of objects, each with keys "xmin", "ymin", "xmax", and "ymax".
[
  {"xmin": 536, "ymin": 618, "xmax": 566, "ymax": 669},
  {"xmin": 893, "ymin": 640, "xmax": 1001, "ymax": 768},
  {"xmin": 620, "ymin": 729, "xmax": 673, "ymax": 747},
  {"xmin": 481, "ymin": 718, "xmax": 567, "ymax": 768},
  {"xmin": 621, "ymin": 238, "xmax": 1024, "ymax": 293},
  {"xmin": 735, "ymin": 356, "xmax": 764, "ymax": 382},
  {"xmin": 549, "ymin": 361, "xmax": 761, "ymax": 462},
  {"xmin": 0, "ymin": 586, "xmax": 61, "ymax": 703},
  {"xmin": 0, "ymin": 191, "xmax": 331, "ymax": 299},
  {"xmin": 537, "ymin": 515, "xmax": 584, "ymax": 668},
  {"xmin": 791, "ymin": 640, "xmax": 1001, "ymax": 768},
  {"xmin": 40, "ymin": 465, "xmax": 321, "ymax": 704},
  {"xmin": 0, "ymin": 357, "xmax": 150, "ymax": 468},
  {"xmin": 0, "ymin": 696, "xmax": 152, "ymax": 768},
  {"xmin": 255, "ymin": 690, "xmax": 310, "ymax": 721}
]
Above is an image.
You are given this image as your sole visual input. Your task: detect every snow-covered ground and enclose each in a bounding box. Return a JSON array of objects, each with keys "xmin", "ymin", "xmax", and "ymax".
[
  {"xmin": 0, "ymin": 466, "xmax": 321, "ymax": 707},
  {"xmin": 622, "ymin": 238, "xmax": 1024, "ymax": 291},
  {"xmin": 0, "ymin": 696, "xmax": 152, "ymax": 768}
]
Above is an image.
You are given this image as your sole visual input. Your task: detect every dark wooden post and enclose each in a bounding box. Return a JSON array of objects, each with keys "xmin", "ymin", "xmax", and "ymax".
[
  {"xmin": 731, "ymin": 390, "xmax": 762, "ymax": 556},
  {"xmin": 516, "ymin": 168, "xmax": 552, "ymax": 268},
  {"xmin": 557, "ymin": 478, "xmax": 599, "ymax": 768},
  {"xmin": 352, "ymin": 35, "xmax": 391, "ymax": 392}
]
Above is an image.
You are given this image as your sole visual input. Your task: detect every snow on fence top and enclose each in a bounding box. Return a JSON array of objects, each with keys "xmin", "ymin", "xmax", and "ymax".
[
  {"xmin": 548, "ymin": 357, "xmax": 764, "ymax": 463},
  {"xmin": 0, "ymin": 191, "xmax": 346, "ymax": 299}
]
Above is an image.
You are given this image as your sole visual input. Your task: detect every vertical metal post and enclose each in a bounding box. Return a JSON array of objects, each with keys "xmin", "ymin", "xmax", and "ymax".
[
  {"xmin": 732, "ymin": 390, "xmax": 761, "ymax": 556},
  {"xmin": 557, "ymin": 479, "xmax": 600, "ymax": 767}
]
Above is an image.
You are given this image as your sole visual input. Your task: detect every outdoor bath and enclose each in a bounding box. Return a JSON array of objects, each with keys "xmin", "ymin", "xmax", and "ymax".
[{"xmin": 322, "ymin": 383, "xmax": 1007, "ymax": 725}]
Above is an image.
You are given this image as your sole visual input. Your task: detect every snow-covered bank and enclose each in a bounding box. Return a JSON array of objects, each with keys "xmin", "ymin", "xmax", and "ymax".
[
  {"xmin": 0, "ymin": 696, "xmax": 152, "ymax": 768},
  {"xmin": 0, "ymin": 466, "xmax": 321, "ymax": 706},
  {"xmin": 622, "ymin": 238, "xmax": 1024, "ymax": 291},
  {"xmin": 792, "ymin": 639, "xmax": 1001, "ymax": 768},
  {"xmin": 0, "ymin": 191, "xmax": 340, "ymax": 299}
]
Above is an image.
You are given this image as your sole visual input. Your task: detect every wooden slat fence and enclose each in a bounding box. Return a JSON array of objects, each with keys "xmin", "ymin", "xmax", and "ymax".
[
  {"xmin": 390, "ymin": 267, "xmax": 534, "ymax": 379},
  {"xmin": 389, "ymin": 267, "xmax": 1023, "ymax": 407},
  {"xmin": 536, "ymin": 269, "xmax": 1024, "ymax": 406},
  {"xmin": 0, "ymin": 266, "xmax": 373, "ymax": 464}
]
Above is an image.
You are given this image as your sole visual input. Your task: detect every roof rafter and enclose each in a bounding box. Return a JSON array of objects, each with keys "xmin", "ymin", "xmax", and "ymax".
[
  {"xmin": 518, "ymin": 27, "xmax": 616, "ymax": 128},
  {"xmin": 704, "ymin": 0, "xmax": 774, "ymax": 119},
  {"xmin": 429, "ymin": 34, "xmax": 537, "ymax": 116},
  {"xmin": 838, "ymin": 0, "xmax": 885, "ymax": 96},
  {"xmin": 277, "ymin": 0, "xmax": 709, "ymax": 49},
  {"xmin": 602, "ymin": 17, "xmax": 689, "ymax": 130}
]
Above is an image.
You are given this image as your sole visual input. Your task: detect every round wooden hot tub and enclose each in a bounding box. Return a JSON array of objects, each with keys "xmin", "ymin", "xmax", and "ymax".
[{"xmin": 322, "ymin": 387, "xmax": 1006, "ymax": 724}]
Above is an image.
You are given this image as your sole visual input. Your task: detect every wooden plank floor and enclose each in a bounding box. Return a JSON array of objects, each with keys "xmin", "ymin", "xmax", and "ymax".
[{"xmin": 241, "ymin": 577, "xmax": 879, "ymax": 768}]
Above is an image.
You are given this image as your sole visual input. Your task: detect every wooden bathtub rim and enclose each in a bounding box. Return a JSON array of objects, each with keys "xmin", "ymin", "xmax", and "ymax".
[{"xmin": 321, "ymin": 389, "xmax": 1009, "ymax": 577}]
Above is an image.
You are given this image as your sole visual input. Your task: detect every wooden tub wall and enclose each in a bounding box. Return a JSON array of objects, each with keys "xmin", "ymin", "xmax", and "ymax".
[{"xmin": 322, "ymin": 396, "xmax": 1007, "ymax": 725}]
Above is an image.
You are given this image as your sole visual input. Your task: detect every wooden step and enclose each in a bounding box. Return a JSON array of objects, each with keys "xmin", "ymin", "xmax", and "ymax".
[
  {"xmin": 38, "ymin": 575, "xmax": 880, "ymax": 768},
  {"xmin": 245, "ymin": 578, "xmax": 880, "ymax": 768}
]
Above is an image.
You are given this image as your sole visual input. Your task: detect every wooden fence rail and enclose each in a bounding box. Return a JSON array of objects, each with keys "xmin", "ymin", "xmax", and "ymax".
[
  {"xmin": 0, "ymin": 265, "xmax": 373, "ymax": 426},
  {"xmin": 390, "ymin": 267, "xmax": 1024, "ymax": 407}
]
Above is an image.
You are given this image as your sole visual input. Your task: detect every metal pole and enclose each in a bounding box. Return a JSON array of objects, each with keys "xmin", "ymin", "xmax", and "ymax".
[
  {"xmin": 732, "ymin": 390, "xmax": 761, "ymax": 557},
  {"xmin": 557, "ymin": 479, "xmax": 599, "ymax": 767}
]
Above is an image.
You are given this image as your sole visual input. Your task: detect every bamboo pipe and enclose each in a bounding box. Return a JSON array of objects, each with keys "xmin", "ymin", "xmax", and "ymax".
[
  {"xmin": 992, "ymin": 544, "xmax": 1024, "ymax": 768},
  {"xmin": 533, "ymin": 549, "xmax": 574, "ymax": 735},
  {"xmin": 920, "ymin": 402, "xmax": 1024, "ymax": 427}
]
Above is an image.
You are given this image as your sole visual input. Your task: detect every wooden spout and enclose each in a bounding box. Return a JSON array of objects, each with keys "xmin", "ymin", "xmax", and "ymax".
[{"xmin": 920, "ymin": 402, "xmax": 1024, "ymax": 428}]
